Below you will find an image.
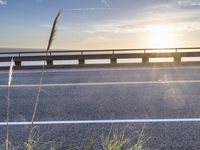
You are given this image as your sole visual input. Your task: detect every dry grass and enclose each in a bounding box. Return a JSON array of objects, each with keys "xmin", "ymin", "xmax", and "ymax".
[
  {"xmin": 5, "ymin": 57, "xmax": 14, "ymax": 150},
  {"xmin": 27, "ymin": 11, "xmax": 61, "ymax": 150}
]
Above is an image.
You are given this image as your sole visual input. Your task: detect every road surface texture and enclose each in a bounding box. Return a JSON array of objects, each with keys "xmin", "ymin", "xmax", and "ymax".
[{"xmin": 1, "ymin": 66, "xmax": 200, "ymax": 149}]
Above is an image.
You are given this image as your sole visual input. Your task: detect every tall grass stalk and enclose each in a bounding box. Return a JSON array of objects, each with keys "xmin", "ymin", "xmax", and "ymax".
[
  {"xmin": 6, "ymin": 57, "xmax": 14, "ymax": 150},
  {"xmin": 27, "ymin": 11, "xmax": 61, "ymax": 149}
]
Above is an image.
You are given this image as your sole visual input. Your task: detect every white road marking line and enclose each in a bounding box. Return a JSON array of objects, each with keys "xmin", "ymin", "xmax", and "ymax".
[
  {"xmin": 0, "ymin": 80, "xmax": 200, "ymax": 88},
  {"xmin": 1, "ymin": 118, "xmax": 200, "ymax": 126},
  {"xmin": 1, "ymin": 66, "xmax": 200, "ymax": 74}
]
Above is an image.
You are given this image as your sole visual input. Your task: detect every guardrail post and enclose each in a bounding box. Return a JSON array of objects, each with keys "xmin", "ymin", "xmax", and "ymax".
[
  {"xmin": 79, "ymin": 59, "xmax": 85, "ymax": 65},
  {"xmin": 47, "ymin": 60, "xmax": 53, "ymax": 66},
  {"xmin": 111, "ymin": 58, "xmax": 117, "ymax": 64},
  {"xmin": 174, "ymin": 54, "xmax": 181, "ymax": 63},
  {"xmin": 142, "ymin": 57, "xmax": 148, "ymax": 63},
  {"xmin": 15, "ymin": 60, "xmax": 21, "ymax": 66}
]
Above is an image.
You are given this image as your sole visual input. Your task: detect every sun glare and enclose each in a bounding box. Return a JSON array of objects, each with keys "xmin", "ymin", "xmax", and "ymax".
[{"xmin": 148, "ymin": 25, "xmax": 175, "ymax": 48}]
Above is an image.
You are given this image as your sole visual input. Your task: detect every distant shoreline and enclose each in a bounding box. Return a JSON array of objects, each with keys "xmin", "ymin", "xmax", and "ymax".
[{"xmin": 0, "ymin": 48, "xmax": 45, "ymax": 52}]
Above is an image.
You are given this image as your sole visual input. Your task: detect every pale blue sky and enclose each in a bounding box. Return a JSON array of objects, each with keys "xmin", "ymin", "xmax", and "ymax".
[{"xmin": 1, "ymin": 0, "xmax": 200, "ymax": 49}]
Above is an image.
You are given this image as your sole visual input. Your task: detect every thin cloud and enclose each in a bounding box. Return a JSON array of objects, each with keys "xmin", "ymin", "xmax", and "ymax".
[
  {"xmin": 71, "ymin": 7, "xmax": 111, "ymax": 11},
  {"xmin": 178, "ymin": 0, "xmax": 200, "ymax": 6},
  {"xmin": 100, "ymin": 0, "xmax": 110, "ymax": 8},
  {"xmin": 41, "ymin": 24, "xmax": 68, "ymax": 30},
  {"xmin": 84, "ymin": 13, "xmax": 200, "ymax": 34},
  {"xmin": 0, "ymin": 0, "xmax": 7, "ymax": 5}
]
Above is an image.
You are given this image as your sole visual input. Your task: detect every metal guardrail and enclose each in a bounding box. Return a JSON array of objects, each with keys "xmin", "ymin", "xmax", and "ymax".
[
  {"xmin": 1, "ymin": 47, "xmax": 200, "ymax": 56},
  {"xmin": 1, "ymin": 47, "xmax": 200, "ymax": 69}
]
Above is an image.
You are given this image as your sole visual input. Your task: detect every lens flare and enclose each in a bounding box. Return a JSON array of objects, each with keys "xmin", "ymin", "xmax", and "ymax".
[{"xmin": 148, "ymin": 25, "xmax": 175, "ymax": 48}]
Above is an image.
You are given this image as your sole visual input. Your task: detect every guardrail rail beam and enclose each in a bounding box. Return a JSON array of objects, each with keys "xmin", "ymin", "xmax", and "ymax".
[{"xmin": 1, "ymin": 47, "xmax": 200, "ymax": 70}]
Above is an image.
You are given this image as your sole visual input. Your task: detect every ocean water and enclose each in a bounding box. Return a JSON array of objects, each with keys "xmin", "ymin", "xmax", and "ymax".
[
  {"xmin": 1, "ymin": 48, "xmax": 200, "ymax": 67},
  {"xmin": 0, "ymin": 48, "xmax": 45, "ymax": 52}
]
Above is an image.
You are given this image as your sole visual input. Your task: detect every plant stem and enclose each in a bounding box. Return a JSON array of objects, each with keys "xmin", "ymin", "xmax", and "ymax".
[
  {"xmin": 27, "ymin": 11, "xmax": 61, "ymax": 149},
  {"xmin": 27, "ymin": 52, "xmax": 47, "ymax": 149},
  {"xmin": 6, "ymin": 85, "xmax": 10, "ymax": 150}
]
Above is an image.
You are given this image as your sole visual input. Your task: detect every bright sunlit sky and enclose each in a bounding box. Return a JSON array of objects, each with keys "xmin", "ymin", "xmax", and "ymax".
[{"xmin": 1, "ymin": 0, "xmax": 200, "ymax": 50}]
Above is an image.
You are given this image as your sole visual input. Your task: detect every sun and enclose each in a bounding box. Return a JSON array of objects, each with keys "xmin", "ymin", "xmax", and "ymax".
[{"xmin": 148, "ymin": 25, "xmax": 175, "ymax": 48}]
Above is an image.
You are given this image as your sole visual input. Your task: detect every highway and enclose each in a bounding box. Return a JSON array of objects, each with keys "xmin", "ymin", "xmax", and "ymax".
[{"xmin": 1, "ymin": 66, "xmax": 200, "ymax": 149}]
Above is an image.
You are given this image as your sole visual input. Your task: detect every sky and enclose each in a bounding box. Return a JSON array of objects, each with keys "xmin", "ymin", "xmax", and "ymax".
[{"xmin": 0, "ymin": 0, "xmax": 200, "ymax": 50}]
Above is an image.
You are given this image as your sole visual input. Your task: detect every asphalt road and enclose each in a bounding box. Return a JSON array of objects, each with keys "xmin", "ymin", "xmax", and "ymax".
[{"xmin": 1, "ymin": 66, "xmax": 200, "ymax": 149}]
